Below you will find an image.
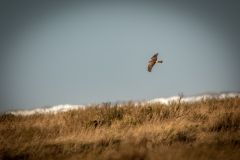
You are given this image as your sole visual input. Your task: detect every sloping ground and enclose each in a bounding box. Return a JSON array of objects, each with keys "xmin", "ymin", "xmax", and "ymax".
[{"xmin": 0, "ymin": 95, "xmax": 240, "ymax": 159}]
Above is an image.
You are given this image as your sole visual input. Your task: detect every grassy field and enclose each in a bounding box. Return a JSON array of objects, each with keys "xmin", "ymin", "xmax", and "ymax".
[{"xmin": 0, "ymin": 95, "xmax": 240, "ymax": 160}]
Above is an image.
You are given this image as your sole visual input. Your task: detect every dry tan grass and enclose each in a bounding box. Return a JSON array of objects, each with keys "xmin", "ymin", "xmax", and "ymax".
[{"xmin": 0, "ymin": 96, "xmax": 240, "ymax": 159}]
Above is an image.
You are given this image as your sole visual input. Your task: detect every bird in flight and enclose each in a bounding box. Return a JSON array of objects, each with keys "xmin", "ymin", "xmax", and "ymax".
[{"xmin": 148, "ymin": 53, "xmax": 163, "ymax": 72}]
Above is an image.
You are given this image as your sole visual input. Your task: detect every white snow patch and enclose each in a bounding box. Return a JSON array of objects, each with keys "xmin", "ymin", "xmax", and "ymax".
[{"xmin": 7, "ymin": 104, "xmax": 85, "ymax": 116}]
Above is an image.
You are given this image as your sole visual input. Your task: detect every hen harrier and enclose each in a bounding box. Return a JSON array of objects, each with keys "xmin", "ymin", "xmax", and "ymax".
[{"xmin": 148, "ymin": 53, "xmax": 163, "ymax": 72}]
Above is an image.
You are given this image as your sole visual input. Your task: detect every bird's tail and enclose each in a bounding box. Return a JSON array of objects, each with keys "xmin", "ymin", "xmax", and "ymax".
[{"xmin": 157, "ymin": 61, "xmax": 163, "ymax": 63}]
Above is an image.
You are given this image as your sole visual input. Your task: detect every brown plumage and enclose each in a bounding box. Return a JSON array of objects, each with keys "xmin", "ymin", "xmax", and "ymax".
[{"xmin": 148, "ymin": 53, "xmax": 163, "ymax": 72}]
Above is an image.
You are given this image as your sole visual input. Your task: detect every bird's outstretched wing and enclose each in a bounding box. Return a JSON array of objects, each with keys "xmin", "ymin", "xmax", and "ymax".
[
  {"xmin": 151, "ymin": 53, "xmax": 158, "ymax": 62},
  {"xmin": 148, "ymin": 53, "xmax": 158, "ymax": 72},
  {"xmin": 148, "ymin": 61, "xmax": 155, "ymax": 72}
]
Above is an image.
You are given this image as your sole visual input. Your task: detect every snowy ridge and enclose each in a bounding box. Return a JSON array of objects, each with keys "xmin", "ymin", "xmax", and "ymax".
[
  {"xmin": 6, "ymin": 92, "xmax": 240, "ymax": 116},
  {"xmin": 7, "ymin": 104, "xmax": 85, "ymax": 116},
  {"xmin": 148, "ymin": 92, "xmax": 240, "ymax": 104}
]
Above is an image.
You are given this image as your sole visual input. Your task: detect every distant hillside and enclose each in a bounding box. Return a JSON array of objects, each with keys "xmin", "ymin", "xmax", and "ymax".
[{"xmin": 6, "ymin": 92, "xmax": 240, "ymax": 116}]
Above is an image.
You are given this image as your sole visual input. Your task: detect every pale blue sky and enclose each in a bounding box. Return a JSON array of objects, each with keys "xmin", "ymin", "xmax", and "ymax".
[{"xmin": 1, "ymin": 1, "xmax": 240, "ymax": 112}]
